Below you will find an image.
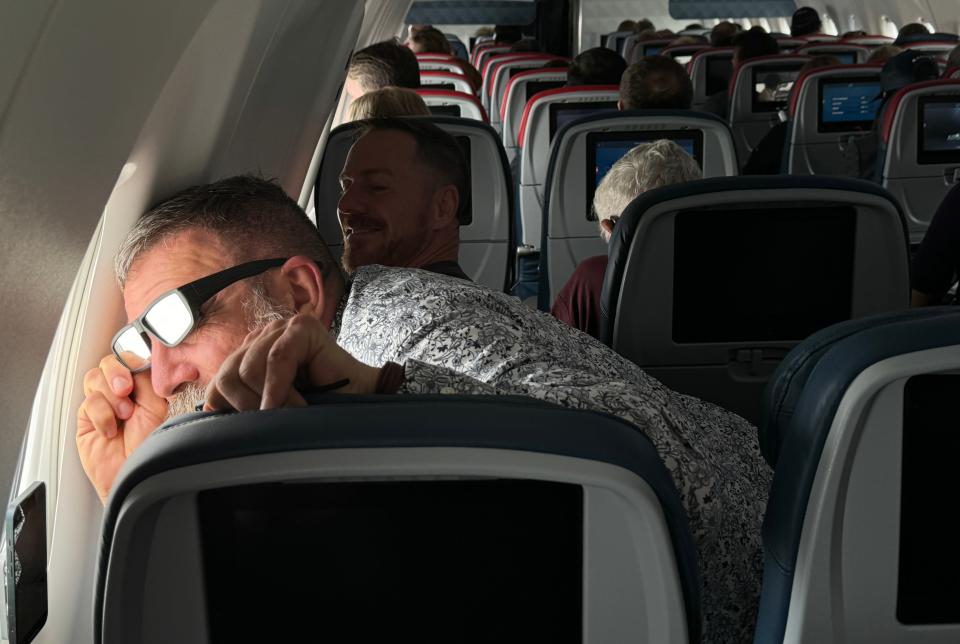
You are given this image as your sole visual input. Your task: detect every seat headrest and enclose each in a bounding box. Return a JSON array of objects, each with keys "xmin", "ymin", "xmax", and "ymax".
[
  {"xmin": 759, "ymin": 307, "xmax": 960, "ymax": 643},
  {"xmin": 97, "ymin": 394, "xmax": 702, "ymax": 644},
  {"xmin": 599, "ymin": 175, "xmax": 901, "ymax": 346}
]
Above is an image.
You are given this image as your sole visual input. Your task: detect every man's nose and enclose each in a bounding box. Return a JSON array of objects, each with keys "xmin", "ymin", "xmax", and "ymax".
[
  {"xmin": 150, "ymin": 342, "xmax": 200, "ymax": 399},
  {"xmin": 337, "ymin": 184, "xmax": 363, "ymax": 218}
]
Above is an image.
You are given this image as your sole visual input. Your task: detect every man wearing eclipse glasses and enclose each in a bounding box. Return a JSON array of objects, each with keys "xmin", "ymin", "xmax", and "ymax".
[{"xmin": 78, "ymin": 173, "xmax": 770, "ymax": 644}]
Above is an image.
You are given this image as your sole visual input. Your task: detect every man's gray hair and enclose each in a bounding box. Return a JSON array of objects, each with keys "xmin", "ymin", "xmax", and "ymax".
[
  {"xmin": 592, "ymin": 139, "xmax": 702, "ymax": 226},
  {"xmin": 115, "ymin": 175, "xmax": 339, "ymax": 289}
]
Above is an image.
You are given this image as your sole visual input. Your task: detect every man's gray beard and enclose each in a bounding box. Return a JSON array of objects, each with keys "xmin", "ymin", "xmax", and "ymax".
[{"xmin": 165, "ymin": 283, "xmax": 294, "ymax": 421}]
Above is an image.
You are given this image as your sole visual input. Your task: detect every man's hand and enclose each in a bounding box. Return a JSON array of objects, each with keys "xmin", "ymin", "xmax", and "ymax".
[
  {"xmin": 76, "ymin": 355, "xmax": 168, "ymax": 504},
  {"xmin": 205, "ymin": 314, "xmax": 381, "ymax": 412}
]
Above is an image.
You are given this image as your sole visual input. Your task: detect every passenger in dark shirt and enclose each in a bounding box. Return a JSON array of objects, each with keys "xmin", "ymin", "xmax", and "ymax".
[
  {"xmin": 742, "ymin": 56, "xmax": 840, "ymax": 175},
  {"xmin": 912, "ymin": 183, "xmax": 960, "ymax": 306},
  {"xmin": 700, "ymin": 27, "xmax": 778, "ymax": 119},
  {"xmin": 552, "ymin": 140, "xmax": 701, "ymax": 336}
]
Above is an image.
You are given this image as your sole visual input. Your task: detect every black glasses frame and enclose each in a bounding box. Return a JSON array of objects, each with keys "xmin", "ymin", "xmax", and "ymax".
[{"xmin": 111, "ymin": 258, "xmax": 288, "ymax": 371}]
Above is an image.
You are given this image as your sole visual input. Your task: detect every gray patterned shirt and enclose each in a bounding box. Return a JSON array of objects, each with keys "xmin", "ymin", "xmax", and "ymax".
[{"xmin": 335, "ymin": 265, "xmax": 771, "ymax": 644}]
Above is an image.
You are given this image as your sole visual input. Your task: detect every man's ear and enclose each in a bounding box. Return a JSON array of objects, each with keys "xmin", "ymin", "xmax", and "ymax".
[
  {"xmin": 279, "ymin": 256, "xmax": 326, "ymax": 317},
  {"xmin": 617, "ymin": 98, "xmax": 624, "ymax": 111},
  {"xmin": 433, "ymin": 184, "xmax": 460, "ymax": 229}
]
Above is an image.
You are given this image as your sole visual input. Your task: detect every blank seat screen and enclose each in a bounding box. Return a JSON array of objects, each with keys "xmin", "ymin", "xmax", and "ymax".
[
  {"xmin": 898, "ymin": 374, "xmax": 960, "ymax": 624},
  {"xmin": 199, "ymin": 479, "xmax": 583, "ymax": 643},
  {"xmin": 917, "ymin": 96, "xmax": 960, "ymax": 164},
  {"xmin": 524, "ymin": 80, "xmax": 566, "ymax": 105},
  {"xmin": 428, "ymin": 104, "xmax": 462, "ymax": 118},
  {"xmin": 672, "ymin": 206, "xmax": 856, "ymax": 342},
  {"xmin": 585, "ymin": 130, "xmax": 704, "ymax": 220},
  {"xmin": 548, "ymin": 101, "xmax": 618, "ymax": 139},
  {"xmin": 818, "ymin": 78, "xmax": 882, "ymax": 132},
  {"xmin": 752, "ymin": 65, "xmax": 803, "ymax": 112},
  {"xmin": 427, "ymin": 82, "xmax": 456, "ymax": 91},
  {"xmin": 705, "ymin": 56, "xmax": 734, "ymax": 95}
]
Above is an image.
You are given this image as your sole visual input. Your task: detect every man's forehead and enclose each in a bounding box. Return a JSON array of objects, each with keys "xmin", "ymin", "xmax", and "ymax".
[{"xmin": 122, "ymin": 230, "xmax": 229, "ymax": 320}]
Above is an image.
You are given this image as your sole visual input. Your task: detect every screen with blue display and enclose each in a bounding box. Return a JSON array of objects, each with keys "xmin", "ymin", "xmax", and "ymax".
[
  {"xmin": 818, "ymin": 79, "xmax": 882, "ymax": 131},
  {"xmin": 548, "ymin": 102, "xmax": 618, "ymax": 139},
  {"xmin": 833, "ymin": 52, "xmax": 857, "ymax": 64},
  {"xmin": 585, "ymin": 130, "xmax": 704, "ymax": 220},
  {"xmin": 644, "ymin": 45, "xmax": 663, "ymax": 56}
]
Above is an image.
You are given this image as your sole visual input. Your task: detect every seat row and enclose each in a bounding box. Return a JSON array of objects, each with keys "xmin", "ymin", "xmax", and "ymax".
[{"xmin": 96, "ymin": 307, "xmax": 960, "ymax": 643}]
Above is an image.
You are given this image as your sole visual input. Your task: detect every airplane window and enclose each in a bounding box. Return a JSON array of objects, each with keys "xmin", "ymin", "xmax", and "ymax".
[
  {"xmin": 880, "ymin": 16, "xmax": 900, "ymax": 39},
  {"xmin": 198, "ymin": 480, "xmax": 583, "ymax": 642},
  {"xmin": 672, "ymin": 206, "xmax": 856, "ymax": 343},
  {"xmin": 585, "ymin": 130, "xmax": 704, "ymax": 221},
  {"xmin": 898, "ymin": 374, "xmax": 960, "ymax": 625},
  {"xmin": 916, "ymin": 96, "xmax": 960, "ymax": 165},
  {"xmin": 817, "ymin": 78, "xmax": 882, "ymax": 132},
  {"xmin": 673, "ymin": 54, "xmax": 693, "ymax": 66}
]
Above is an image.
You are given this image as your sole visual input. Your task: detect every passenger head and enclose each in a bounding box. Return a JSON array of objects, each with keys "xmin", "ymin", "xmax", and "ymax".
[
  {"xmin": 408, "ymin": 28, "xmax": 453, "ymax": 55},
  {"xmin": 347, "ymin": 87, "xmax": 430, "ymax": 121},
  {"xmin": 635, "ymin": 19, "xmax": 655, "ymax": 34},
  {"xmin": 685, "ymin": 23, "xmax": 704, "ymax": 31},
  {"xmin": 541, "ymin": 58, "xmax": 570, "ymax": 69},
  {"xmin": 866, "ymin": 44, "xmax": 904, "ymax": 64},
  {"xmin": 115, "ymin": 176, "xmax": 341, "ymax": 406},
  {"xmin": 896, "ymin": 23, "xmax": 931, "ymax": 44},
  {"xmin": 947, "ymin": 44, "xmax": 960, "ymax": 69},
  {"xmin": 495, "ymin": 25, "xmax": 523, "ymax": 44},
  {"xmin": 733, "ymin": 27, "xmax": 779, "ymax": 65},
  {"xmin": 711, "ymin": 21, "xmax": 741, "ymax": 47},
  {"xmin": 567, "ymin": 47, "xmax": 628, "ymax": 86},
  {"xmin": 879, "ymin": 50, "xmax": 940, "ymax": 103},
  {"xmin": 790, "ymin": 7, "xmax": 822, "ymax": 37},
  {"xmin": 671, "ymin": 35, "xmax": 708, "ymax": 46},
  {"xmin": 617, "ymin": 20, "xmax": 637, "ymax": 32},
  {"xmin": 619, "ymin": 56, "xmax": 693, "ymax": 110},
  {"xmin": 841, "ymin": 30, "xmax": 868, "ymax": 39},
  {"xmin": 592, "ymin": 140, "xmax": 701, "ymax": 242},
  {"xmin": 799, "ymin": 55, "xmax": 842, "ymax": 74},
  {"xmin": 346, "ymin": 40, "xmax": 420, "ymax": 99},
  {"xmin": 337, "ymin": 117, "xmax": 467, "ymax": 273},
  {"xmin": 510, "ymin": 38, "xmax": 541, "ymax": 53}
]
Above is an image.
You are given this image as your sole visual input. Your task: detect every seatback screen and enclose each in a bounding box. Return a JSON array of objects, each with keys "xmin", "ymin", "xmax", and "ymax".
[
  {"xmin": 751, "ymin": 65, "xmax": 803, "ymax": 112},
  {"xmin": 672, "ymin": 206, "xmax": 856, "ymax": 342},
  {"xmin": 428, "ymin": 104, "xmax": 462, "ymax": 118},
  {"xmin": 917, "ymin": 96, "xmax": 960, "ymax": 164},
  {"xmin": 549, "ymin": 101, "xmax": 618, "ymax": 140},
  {"xmin": 833, "ymin": 52, "xmax": 857, "ymax": 64},
  {"xmin": 705, "ymin": 56, "xmax": 734, "ymax": 95},
  {"xmin": 818, "ymin": 78, "xmax": 882, "ymax": 132},
  {"xmin": 898, "ymin": 374, "xmax": 960, "ymax": 624},
  {"xmin": 585, "ymin": 130, "xmax": 704, "ymax": 220},
  {"xmin": 643, "ymin": 45, "xmax": 663, "ymax": 56},
  {"xmin": 4, "ymin": 482, "xmax": 47, "ymax": 644},
  {"xmin": 525, "ymin": 80, "xmax": 566, "ymax": 105},
  {"xmin": 199, "ymin": 480, "xmax": 583, "ymax": 643},
  {"xmin": 427, "ymin": 82, "xmax": 456, "ymax": 91}
]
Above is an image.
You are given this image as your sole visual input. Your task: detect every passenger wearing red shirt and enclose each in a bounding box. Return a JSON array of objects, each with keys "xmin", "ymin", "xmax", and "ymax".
[{"xmin": 551, "ymin": 139, "xmax": 701, "ymax": 337}]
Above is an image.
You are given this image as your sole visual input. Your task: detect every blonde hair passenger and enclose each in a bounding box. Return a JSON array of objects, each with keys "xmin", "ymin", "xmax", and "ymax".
[
  {"xmin": 593, "ymin": 139, "xmax": 701, "ymax": 241},
  {"xmin": 348, "ymin": 86, "xmax": 431, "ymax": 121}
]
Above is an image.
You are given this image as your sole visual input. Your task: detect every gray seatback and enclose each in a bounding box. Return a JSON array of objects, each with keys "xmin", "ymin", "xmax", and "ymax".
[
  {"xmin": 879, "ymin": 79, "xmax": 960, "ymax": 243},
  {"xmin": 500, "ymin": 69, "xmax": 568, "ymax": 164},
  {"xmin": 786, "ymin": 65, "xmax": 883, "ymax": 176},
  {"xmin": 541, "ymin": 111, "xmax": 738, "ymax": 307},
  {"xmin": 688, "ymin": 48, "xmax": 734, "ymax": 111},
  {"xmin": 729, "ymin": 55, "xmax": 810, "ymax": 163},
  {"xmin": 603, "ymin": 176, "xmax": 909, "ymax": 424}
]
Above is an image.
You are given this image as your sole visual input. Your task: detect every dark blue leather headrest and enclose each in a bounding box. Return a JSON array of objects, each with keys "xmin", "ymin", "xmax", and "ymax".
[
  {"xmin": 97, "ymin": 395, "xmax": 702, "ymax": 644},
  {"xmin": 755, "ymin": 307, "xmax": 960, "ymax": 644},
  {"xmin": 759, "ymin": 307, "xmax": 959, "ymax": 467},
  {"xmin": 598, "ymin": 175, "xmax": 902, "ymax": 346}
]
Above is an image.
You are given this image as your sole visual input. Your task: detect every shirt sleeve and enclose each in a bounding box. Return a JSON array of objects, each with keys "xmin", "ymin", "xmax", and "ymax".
[{"xmin": 912, "ymin": 183, "xmax": 960, "ymax": 298}]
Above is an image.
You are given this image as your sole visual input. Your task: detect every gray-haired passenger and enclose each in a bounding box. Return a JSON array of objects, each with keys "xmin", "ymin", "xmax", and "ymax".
[{"xmin": 552, "ymin": 140, "xmax": 701, "ymax": 337}]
